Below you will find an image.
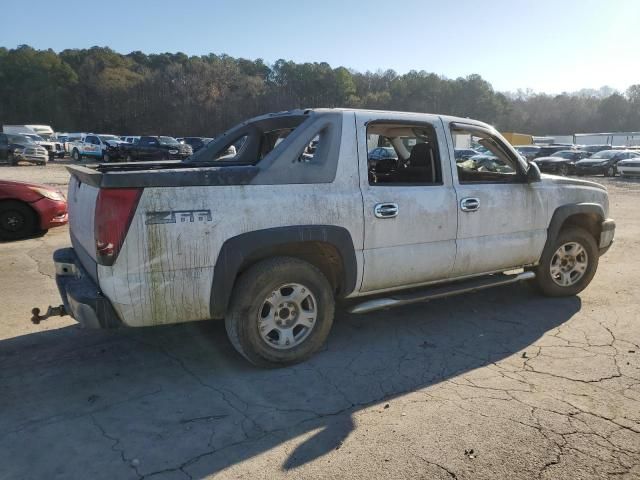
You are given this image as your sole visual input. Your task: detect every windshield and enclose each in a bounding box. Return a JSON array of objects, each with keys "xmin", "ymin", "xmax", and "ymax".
[
  {"xmin": 159, "ymin": 136, "xmax": 179, "ymax": 145},
  {"xmin": 590, "ymin": 151, "xmax": 617, "ymax": 159},
  {"xmin": 8, "ymin": 134, "xmax": 35, "ymax": 144},
  {"xmin": 24, "ymin": 134, "xmax": 44, "ymax": 142},
  {"xmin": 551, "ymin": 151, "xmax": 573, "ymax": 159},
  {"xmin": 98, "ymin": 135, "xmax": 120, "ymax": 142}
]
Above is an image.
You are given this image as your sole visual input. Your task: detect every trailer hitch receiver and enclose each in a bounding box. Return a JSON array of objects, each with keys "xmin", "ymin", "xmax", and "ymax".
[{"xmin": 31, "ymin": 305, "xmax": 67, "ymax": 324}]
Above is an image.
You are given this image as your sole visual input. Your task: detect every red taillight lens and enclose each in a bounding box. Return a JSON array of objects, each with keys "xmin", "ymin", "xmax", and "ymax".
[{"xmin": 95, "ymin": 188, "xmax": 142, "ymax": 266}]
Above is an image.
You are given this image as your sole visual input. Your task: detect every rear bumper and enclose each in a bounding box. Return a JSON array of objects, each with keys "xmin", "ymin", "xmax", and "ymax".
[
  {"xmin": 599, "ymin": 218, "xmax": 615, "ymax": 255},
  {"xmin": 53, "ymin": 248, "xmax": 122, "ymax": 329}
]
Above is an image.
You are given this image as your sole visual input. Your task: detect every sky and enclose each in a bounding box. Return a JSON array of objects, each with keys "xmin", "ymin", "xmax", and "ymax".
[{"xmin": 3, "ymin": 0, "xmax": 639, "ymax": 94}]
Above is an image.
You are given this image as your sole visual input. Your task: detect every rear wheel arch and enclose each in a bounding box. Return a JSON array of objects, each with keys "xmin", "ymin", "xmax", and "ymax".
[{"xmin": 210, "ymin": 225, "xmax": 357, "ymax": 319}]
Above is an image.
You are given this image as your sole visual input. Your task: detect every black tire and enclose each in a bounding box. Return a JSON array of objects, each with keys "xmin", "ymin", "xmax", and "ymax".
[
  {"xmin": 72, "ymin": 149, "xmax": 81, "ymax": 161},
  {"xmin": 8, "ymin": 152, "xmax": 17, "ymax": 166},
  {"xmin": 531, "ymin": 226, "xmax": 599, "ymax": 297},
  {"xmin": 558, "ymin": 164, "xmax": 569, "ymax": 176},
  {"xmin": 605, "ymin": 165, "xmax": 616, "ymax": 177},
  {"xmin": 0, "ymin": 200, "xmax": 39, "ymax": 241},
  {"xmin": 225, "ymin": 256, "xmax": 335, "ymax": 367},
  {"xmin": 103, "ymin": 153, "xmax": 111, "ymax": 163},
  {"xmin": 126, "ymin": 153, "xmax": 134, "ymax": 162}
]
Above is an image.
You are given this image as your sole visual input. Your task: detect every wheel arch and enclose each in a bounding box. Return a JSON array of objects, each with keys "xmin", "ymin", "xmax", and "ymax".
[
  {"xmin": 545, "ymin": 203, "xmax": 605, "ymax": 255},
  {"xmin": 210, "ymin": 225, "xmax": 357, "ymax": 319}
]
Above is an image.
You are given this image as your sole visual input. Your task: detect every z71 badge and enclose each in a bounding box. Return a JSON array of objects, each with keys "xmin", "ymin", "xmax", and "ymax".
[{"xmin": 146, "ymin": 209, "xmax": 212, "ymax": 225}]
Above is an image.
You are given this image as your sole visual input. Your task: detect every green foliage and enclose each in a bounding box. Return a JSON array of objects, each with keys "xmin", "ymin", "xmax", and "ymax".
[{"xmin": 0, "ymin": 46, "xmax": 638, "ymax": 136}]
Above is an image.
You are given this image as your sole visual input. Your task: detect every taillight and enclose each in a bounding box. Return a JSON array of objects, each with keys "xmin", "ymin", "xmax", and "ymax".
[{"xmin": 95, "ymin": 188, "xmax": 142, "ymax": 266}]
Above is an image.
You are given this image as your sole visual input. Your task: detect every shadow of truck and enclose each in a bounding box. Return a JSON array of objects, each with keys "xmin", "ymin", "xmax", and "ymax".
[{"xmin": 0, "ymin": 284, "xmax": 580, "ymax": 479}]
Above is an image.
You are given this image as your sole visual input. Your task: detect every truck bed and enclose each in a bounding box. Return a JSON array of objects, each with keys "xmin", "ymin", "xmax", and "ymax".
[{"xmin": 66, "ymin": 162, "xmax": 260, "ymax": 188}]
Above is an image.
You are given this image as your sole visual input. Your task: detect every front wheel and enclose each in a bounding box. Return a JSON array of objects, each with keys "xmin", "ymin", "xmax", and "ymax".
[
  {"xmin": 0, "ymin": 201, "xmax": 38, "ymax": 241},
  {"xmin": 605, "ymin": 165, "xmax": 616, "ymax": 177},
  {"xmin": 558, "ymin": 164, "xmax": 569, "ymax": 176},
  {"xmin": 225, "ymin": 257, "xmax": 335, "ymax": 367},
  {"xmin": 72, "ymin": 149, "xmax": 81, "ymax": 161},
  {"xmin": 531, "ymin": 226, "xmax": 598, "ymax": 297}
]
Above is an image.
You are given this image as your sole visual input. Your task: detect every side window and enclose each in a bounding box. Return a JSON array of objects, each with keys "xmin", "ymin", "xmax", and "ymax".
[
  {"xmin": 366, "ymin": 122, "xmax": 442, "ymax": 186},
  {"xmin": 139, "ymin": 137, "xmax": 153, "ymax": 145},
  {"xmin": 451, "ymin": 127, "xmax": 523, "ymax": 183}
]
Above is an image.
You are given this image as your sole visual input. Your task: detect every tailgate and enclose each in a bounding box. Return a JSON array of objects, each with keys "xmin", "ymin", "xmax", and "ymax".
[{"xmin": 67, "ymin": 174, "xmax": 99, "ymax": 263}]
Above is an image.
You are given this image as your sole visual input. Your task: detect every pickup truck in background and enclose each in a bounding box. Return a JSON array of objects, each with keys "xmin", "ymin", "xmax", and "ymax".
[
  {"xmin": 120, "ymin": 136, "xmax": 193, "ymax": 161},
  {"xmin": 36, "ymin": 109, "xmax": 615, "ymax": 367},
  {"xmin": 2, "ymin": 125, "xmax": 64, "ymax": 159},
  {"xmin": 68, "ymin": 134, "xmax": 127, "ymax": 162}
]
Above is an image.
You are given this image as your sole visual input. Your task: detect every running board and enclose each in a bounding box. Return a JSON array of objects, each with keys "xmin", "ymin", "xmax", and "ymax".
[{"xmin": 348, "ymin": 271, "xmax": 535, "ymax": 315}]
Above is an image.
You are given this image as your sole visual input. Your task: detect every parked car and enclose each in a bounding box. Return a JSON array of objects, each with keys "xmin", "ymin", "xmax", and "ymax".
[
  {"xmin": 0, "ymin": 180, "xmax": 67, "ymax": 240},
  {"xmin": 122, "ymin": 136, "xmax": 140, "ymax": 144},
  {"xmin": 514, "ymin": 145, "xmax": 541, "ymax": 162},
  {"xmin": 454, "ymin": 148, "xmax": 479, "ymax": 161},
  {"xmin": 535, "ymin": 145, "xmax": 576, "ymax": 158},
  {"xmin": 37, "ymin": 109, "xmax": 615, "ymax": 367},
  {"xmin": 120, "ymin": 136, "xmax": 193, "ymax": 161},
  {"xmin": 617, "ymin": 157, "xmax": 640, "ymax": 177},
  {"xmin": 2, "ymin": 125, "xmax": 64, "ymax": 159},
  {"xmin": 181, "ymin": 137, "xmax": 214, "ymax": 153},
  {"xmin": 0, "ymin": 133, "xmax": 49, "ymax": 165},
  {"xmin": 574, "ymin": 149, "xmax": 640, "ymax": 177},
  {"xmin": 577, "ymin": 145, "xmax": 611, "ymax": 155},
  {"xmin": 532, "ymin": 150, "xmax": 591, "ymax": 176},
  {"xmin": 68, "ymin": 134, "xmax": 127, "ymax": 162}
]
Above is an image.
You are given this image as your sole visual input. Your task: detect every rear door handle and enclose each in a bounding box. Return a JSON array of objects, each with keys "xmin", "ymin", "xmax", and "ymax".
[
  {"xmin": 460, "ymin": 197, "xmax": 480, "ymax": 212},
  {"xmin": 374, "ymin": 203, "xmax": 399, "ymax": 218}
]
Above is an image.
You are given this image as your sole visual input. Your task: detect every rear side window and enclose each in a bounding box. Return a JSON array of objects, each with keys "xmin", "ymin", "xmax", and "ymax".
[{"xmin": 366, "ymin": 122, "xmax": 442, "ymax": 186}]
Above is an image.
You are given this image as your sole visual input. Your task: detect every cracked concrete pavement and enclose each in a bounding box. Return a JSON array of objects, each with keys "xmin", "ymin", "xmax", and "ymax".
[{"xmin": 1, "ymin": 164, "xmax": 639, "ymax": 479}]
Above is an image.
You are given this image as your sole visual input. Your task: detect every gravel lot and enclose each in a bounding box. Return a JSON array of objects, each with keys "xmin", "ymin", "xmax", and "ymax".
[{"xmin": 1, "ymin": 162, "xmax": 639, "ymax": 479}]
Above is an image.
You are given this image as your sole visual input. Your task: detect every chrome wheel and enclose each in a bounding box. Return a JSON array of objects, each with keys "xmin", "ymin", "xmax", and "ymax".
[
  {"xmin": 257, "ymin": 283, "xmax": 317, "ymax": 350},
  {"xmin": 550, "ymin": 242, "xmax": 588, "ymax": 287}
]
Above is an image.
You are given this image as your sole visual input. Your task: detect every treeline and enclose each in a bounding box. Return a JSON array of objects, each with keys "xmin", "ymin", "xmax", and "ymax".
[{"xmin": 1, "ymin": 45, "xmax": 639, "ymax": 137}]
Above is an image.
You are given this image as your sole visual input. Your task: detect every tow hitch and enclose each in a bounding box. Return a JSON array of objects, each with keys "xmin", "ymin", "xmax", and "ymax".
[{"xmin": 31, "ymin": 305, "xmax": 67, "ymax": 324}]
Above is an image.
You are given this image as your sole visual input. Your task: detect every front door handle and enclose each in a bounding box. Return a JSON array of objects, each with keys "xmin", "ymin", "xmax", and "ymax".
[
  {"xmin": 374, "ymin": 203, "xmax": 399, "ymax": 218},
  {"xmin": 460, "ymin": 197, "xmax": 480, "ymax": 212}
]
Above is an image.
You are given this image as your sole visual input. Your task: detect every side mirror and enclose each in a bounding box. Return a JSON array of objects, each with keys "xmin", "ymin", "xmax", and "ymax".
[{"xmin": 527, "ymin": 161, "xmax": 541, "ymax": 183}]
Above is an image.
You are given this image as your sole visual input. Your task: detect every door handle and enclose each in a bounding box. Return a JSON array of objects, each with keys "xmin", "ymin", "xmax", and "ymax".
[
  {"xmin": 460, "ymin": 197, "xmax": 480, "ymax": 212},
  {"xmin": 374, "ymin": 203, "xmax": 399, "ymax": 218}
]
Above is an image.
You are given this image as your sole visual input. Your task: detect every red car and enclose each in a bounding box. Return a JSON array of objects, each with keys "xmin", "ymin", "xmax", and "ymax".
[{"xmin": 0, "ymin": 180, "xmax": 68, "ymax": 240}]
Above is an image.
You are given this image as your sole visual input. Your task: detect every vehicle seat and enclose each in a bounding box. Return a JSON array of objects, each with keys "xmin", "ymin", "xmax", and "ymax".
[{"xmin": 395, "ymin": 142, "xmax": 434, "ymax": 183}]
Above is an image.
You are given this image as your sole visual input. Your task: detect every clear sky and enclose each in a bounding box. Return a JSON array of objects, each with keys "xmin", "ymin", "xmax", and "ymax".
[{"xmin": 3, "ymin": 0, "xmax": 639, "ymax": 94}]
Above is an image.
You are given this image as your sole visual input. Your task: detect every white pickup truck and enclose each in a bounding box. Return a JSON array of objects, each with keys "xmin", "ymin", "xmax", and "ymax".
[{"xmin": 35, "ymin": 109, "xmax": 615, "ymax": 367}]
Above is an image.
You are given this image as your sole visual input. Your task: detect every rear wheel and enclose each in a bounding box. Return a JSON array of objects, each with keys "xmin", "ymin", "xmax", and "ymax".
[
  {"xmin": 531, "ymin": 226, "xmax": 598, "ymax": 297},
  {"xmin": 605, "ymin": 165, "xmax": 616, "ymax": 177},
  {"xmin": 8, "ymin": 152, "xmax": 17, "ymax": 166},
  {"xmin": 0, "ymin": 201, "xmax": 38, "ymax": 241},
  {"xmin": 126, "ymin": 153, "xmax": 134, "ymax": 162},
  {"xmin": 225, "ymin": 257, "xmax": 335, "ymax": 367}
]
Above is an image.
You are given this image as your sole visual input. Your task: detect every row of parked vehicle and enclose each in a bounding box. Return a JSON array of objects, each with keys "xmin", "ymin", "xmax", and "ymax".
[
  {"xmin": 455, "ymin": 143, "xmax": 640, "ymax": 178},
  {"xmin": 59, "ymin": 134, "xmax": 217, "ymax": 162},
  {"xmin": 1, "ymin": 124, "xmax": 217, "ymax": 166}
]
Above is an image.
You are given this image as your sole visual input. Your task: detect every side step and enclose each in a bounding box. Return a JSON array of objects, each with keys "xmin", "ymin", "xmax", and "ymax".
[{"xmin": 348, "ymin": 271, "xmax": 535, "ymax": 315}]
